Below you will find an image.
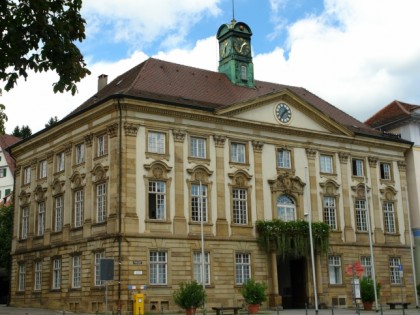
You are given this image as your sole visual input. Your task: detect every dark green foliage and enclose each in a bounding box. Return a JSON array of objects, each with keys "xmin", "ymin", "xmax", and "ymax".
[
  {"xmin": 0, "ymin": 203, "xmax": 13, "ymax": 278},
  {"xmin": 0, "ymin": 0, "xmax": 91, "ymax": 95},
  {"xmin": 360, "ymin": 277, "xmax": 380, "ymax": 302},
  {"xmin": 256, "ymin": 219, "xmax": 330, "ymax": 257},
  {"xmin": 173, "ymin": 281, "xmax": 206, "ymax": 309},
  {"xmin": 0, "ymin": 104, "xmax": 7, "ymax": 135},
  {"xmin": 45, "ymin": 116, "xmax": 59, "ymax": 128},
  {"xmin": 240, "ymin": 279, "xmax": 267, "ymax": 305},
  {"xmin": 12, "ymin": 125, "xmax": 32, "ymax": 139}
]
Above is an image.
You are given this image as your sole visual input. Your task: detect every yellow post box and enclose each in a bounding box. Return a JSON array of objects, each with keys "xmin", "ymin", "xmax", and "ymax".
[{"xmin": 133, "ymin": 293, "xmax": 145, "ymax": 315}]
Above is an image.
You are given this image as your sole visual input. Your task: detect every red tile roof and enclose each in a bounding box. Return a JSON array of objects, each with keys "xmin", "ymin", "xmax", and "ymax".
[
  {"xmin": 365, "ymin": 100, "xmax": 420, "ymax": 128},
  {"xmin": 66, "ymin": 58, "xmax": 405, "ymax": 142},
  {"xmin": 0, "ymin": 134, "xmax": 21, "ymax": 174}
]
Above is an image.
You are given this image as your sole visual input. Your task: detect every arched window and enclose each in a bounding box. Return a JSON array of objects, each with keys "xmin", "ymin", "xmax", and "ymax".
[{"xmin": 277, "ymin": 195, "xmax": 295, "ymax": 221}]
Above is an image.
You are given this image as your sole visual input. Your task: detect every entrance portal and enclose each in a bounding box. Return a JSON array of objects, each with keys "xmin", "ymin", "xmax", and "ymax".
[{"xmin": 277, "ymin": 256, "xmax": 307, "ymax": 309}]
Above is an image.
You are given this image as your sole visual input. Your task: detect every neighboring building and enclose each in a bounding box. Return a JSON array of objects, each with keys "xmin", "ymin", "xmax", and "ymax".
[
  {"xmin": 0, "ymin": 135, "xmax": 20, "ymax": 199},
  {"xmin": 365, "ymin": 100, "xmax": 420, "ymax": 285},
  {"xmin": 9, "ymin": 21, "xmax": 415, "ymax": 313}
]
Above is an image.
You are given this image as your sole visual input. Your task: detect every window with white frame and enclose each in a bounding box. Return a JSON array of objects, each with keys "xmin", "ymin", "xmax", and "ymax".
[
  {"xmin": 97, "ymin": 134, "xmax": 107, "ymax": 157},
  {"xmin": 190, "ymin": 137, "xmax": 206, "ymax": 159},
  {"xmin": 54, "ymin": 196, "xmax": 63, "ymax": 232},
  {"xmin": 323, "ymin": 196, "xmax": 337, "ymax": 230},
  {"xmin": 380, "ymin": 162, "xmax": 391, "ymax": 180},
  {"xmin": 74, "ymin": 190, "xmax": 84, "ymax": 228},
  {"xmin": 277, "ymin": 149, "xmax": 291, "ymax": 169},
  {"xmin": 390, "ymin": 257, "xmax": 402, "ymax": 284},
  {"xmin": 233, "ymin": 188, "xmax": 248, "ymax": 224},
  {"xmin": 23, "ymin": 166, "xmax": 31, "ymax": 185},
  {"xmin": 148, "ymin": 181, "xmax": 165, "ymax": 220},
  {"xmin": 34, "ymin": 261, "xmax": 42, "ymax": 291},
  {"xmin": 18, "ymin": 263, "xmax": 25, "ymax": 291},
  {"xmin": 21, "ymin": 206, "xmax": 29, "ymax": 239},
  {"xmin": 150, "ymin": 251, "xmax": 167, "ymax": 285},
  {"xmin": 94, "ymin": 252, "xmax": 105, "ymax": 286},
  {"xmin": 231, "ymin": 142, "xmax": 246, "ymax": 163},
  {"xmin": 56, "ymin": 152, "xmax": 65, "ymax": 172},
  {"xmin": 235, "ymin": 253, "xmax": 251, "ymax": 285},
  {"xmin": 37, "ymin": 202, "xmax": 46, "ymax": 236},
  {"xmin": 277, "ymin": 195, "xmax": 295, "ymax": 222},
  {"xmin": 72, "ymin": 256, "xmax": 81, "ymax": 288},
  {"xmin": 360, "ymin": 256, "xmax": 372, "ymax": 279},
  {"xmin": 39, "ymin": 160, "xmax": 47, "ymax": 179},
  {"xmin": 96, "ymin": 183, "xmax": 107, "ymax": 223},
  {"xmin": 193, "ymin": 252, "xmax": 210, "ymax": 285},
  {"xmin": 75, "ymin": 143, "xmax": 85, "ymax": 164},
  {"xmin": 241, "ymin": 65, "xmax": 247, "ymax": 80},
  {"xmin": 191, "ymin": 184, "xmax": 207, "ymax": 222},
  {"xmin": 52, "ymin": 258, "xmax": 61, "ymax": 289},
  {"xmin": 328, "ymin": 255, "xmax": 342, "ymax": 284},
  {"xmin": 148, "ymin": 131, "xmax": 166, "ymax": 154},
  {"xmin": 352, "ymin": 158, "xmax": 364, "ymax": 177},
  {"xmin": 320, "ymin": 154, "xmax": 333, "ymax": 173},
  {"xmin": 355, "ymin": 199, "xmax": 368, "ymax": 231},
  {"xmin": 384, "ymin": 201, "xmax": 396, "ymax": 233}
]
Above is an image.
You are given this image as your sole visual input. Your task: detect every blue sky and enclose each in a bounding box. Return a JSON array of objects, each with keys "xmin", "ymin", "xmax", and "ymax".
[{"xmin": 2, "ymin": 0, "xmax": 420, "ymax": 133}]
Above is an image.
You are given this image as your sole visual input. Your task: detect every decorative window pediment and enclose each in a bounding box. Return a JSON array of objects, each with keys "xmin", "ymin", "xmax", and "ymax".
[
  {"xmin": 228, "ymin": 170, "xmax": 252, "ymax": 187},
  {"xmin": 34, "ymin": 185, "xmax": 48, "ymax": 202},
  {"xmin": 187, "ymin": 165, "xmax": 213, "ymax": 183},
  {"xmin": 91, "ymin": 164, "xmax": 109, "ymax": 183},
  {"xmin": 70, "ymin": 171, "xmax": 86, "ymax": 190},
  {"xmin": 268, "ymin": 173, "xmax": 305, "ymax": 195},
  {"xmin": 144, "ymin": 161, "xmax": 172, "ymax": 179},
  {"xmin": 19, "ymin": 190, "xmax": 31, "ymax": 206},
  {"xmin": 51, "ymin": 179, "xmax": 65, "ymax": 196},
  {"xmin": 320, "ymin": 179, "xmax": 340, "ymax": 196},
  {"xmin": 380, "ymin": 186, "xmax": 398, "ymax": 200}
]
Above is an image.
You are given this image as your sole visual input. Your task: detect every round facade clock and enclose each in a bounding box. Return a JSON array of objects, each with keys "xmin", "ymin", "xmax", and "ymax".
[{"xmin": 275, "ymin": 103, "xmax": 292, "ymax": 124}]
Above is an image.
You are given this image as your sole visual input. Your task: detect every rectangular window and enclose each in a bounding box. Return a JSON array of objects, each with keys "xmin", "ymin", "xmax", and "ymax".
[
  {"xmin": 18, "ymin": 263, "xmax": 25, "ymax": 292},
  {"xmin": 54, "ymin": 196, "xmax": 63, "ymax": 232},
  {"xmin": 277, "ymin": 149, "xmax": 291, "ymax": 169},
  {"xmin": 150, "ymin": 251, "xmax": 167, "ymax": 285},
  {"xmin": 360, "ymin": 256, "xmax": 372, "ymax": 279},
  {"xmin": 390, "ymin": 257, "xmax": 402, "ymax": 284},
  {"xmin": 75, "ymin": 143, "xmax": 85, "ymax": 164},
  {"xmin": 320, "ymin": 155, "xmax": 333, "ymax": 173},
  {"xmin": 0, "ymin": 167, "xmax": 6, "ymax": 178},
  {"xmin": 148, "ymin": 181, "xmax": 166, "ymax": 220},
  {"xmin": 39, "ymin": 160, "xmax": 47, "ymax": 179},
  {"xmin": 52, "ymin": 258, "xmax": 61, "ymax": 289},
  {"xmin": 352, "ymin": 159, "xmax": 364, "ymax": 177},
  {"xmin": 355, "ymin": 199, "xmax": 368, "ymax": 231},
  {"xmin": 241, "ymin": 65, "xmax": 247, "ymax": 80},
  {"xmin": 72, "ymin": 256, "xmax": 81, "ymax": 288},
  {"xmin": 384, "ymin": 202, "xmax": 396, "ymax": 233},
  {"xmin": 323, "ymin": 196, "xmax": 337, "ymax": 230},
  {"xmin": 380, "ymin": 162, "xmax": 391, "ymax": 180},
  {"xmin": 34, "ymin": 261, "xmax": 42, "ymax": 291},
  {"xmin": 148, "ymin": 131, "xmax": 166, "ymax": 154},
  {"xmin": 231, "ymin": 143, "xmax": 246, "ymax": 163},
  {"xmin": 190, "ymin": 137, "xmax": 206, "ymax": 159},
  {"xmin": 94, "ymin": 252, "xmax": 105, "ymax": 286},
  {"xmin": 97, "ymin": 135, "xmax": 107, "ymax": 157},
  {"xmin": 5, "ymin": 188, "xmax": 10, "ymax": 196},
  {"xmin": 191, "ymin": 184, "xmax": 207, "ymax": 222},
  {"xmin": 328, "ymin": 255, "xmax": 342, "ymax": 284},
  {"xmin": 193, "ymin": 252, "xmax": 210, "ymax": 285},
  {"xmin": 21, "ymin": 207, "xmax": 29, "ymax": 239},
  {"xmin": 96, "ymin": 183, "xmax": 107, "ymax": 223},
  {"xmin": 37, "ymin": 202, "xmax": 46, "ymax": 236},
  {"xmin": 56, "ymin": 152, "xmax": 65, "ymax": 172},
  {"xmin": 74, "ymin": 190, "xmax": 84, "ymax": 228},
  {"xmin": 233, "ymin": 188, "xmax": 248, "ymax": 224},
  {"xmin": 23, "ymin": 166, "xmax": 31, "ymax": 185},
  {"xmin": 235, "ymin": 253, "xmax": 251, "ymax": 285}
]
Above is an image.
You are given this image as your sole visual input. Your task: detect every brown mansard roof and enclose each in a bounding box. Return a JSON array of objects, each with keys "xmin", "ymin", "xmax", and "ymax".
[
  {"xmin": 365, "ymin": 100, "xmax": 420, "ymax": 129},
  {"xmin": 69, "ymin": 58, "xmax": 404, "ymax": 142}
]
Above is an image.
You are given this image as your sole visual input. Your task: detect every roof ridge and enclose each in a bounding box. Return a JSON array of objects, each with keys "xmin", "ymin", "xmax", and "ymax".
[{"xmin": 124, "ymin": 58, "xmax": 153, "ymax": 93}]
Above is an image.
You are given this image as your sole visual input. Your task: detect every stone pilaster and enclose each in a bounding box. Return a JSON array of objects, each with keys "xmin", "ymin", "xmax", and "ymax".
[
  {"xmin": 368, "ymin": 157, "xmax": 384, "ymax": 243},
  {"xmin": 268, "ymin": 252, "xmax": 281, "ymax": 307},
  {"xmin": 398, "ymin": 161, "xmax": 411, "ymax": 243},
  {"xmin": 173, "ymin": 129, "xmax": 187, "ymax": 235},
  {"xmin": 213, "ymin": 135, "xmax": 228, "ymax": 236},
  {"xmin": 339, "ymin": 152, "xmax": 355, "ymax": 242},
  {"xmin": 252, "ymin": 141, "xmax": 264, "ymax": 221},
  {"xmin": 305, "ymin": 148, "xmax": 318, "ymax": 219}
]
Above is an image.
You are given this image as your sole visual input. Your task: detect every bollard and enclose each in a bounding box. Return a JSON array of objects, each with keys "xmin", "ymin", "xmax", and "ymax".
[
  {"xmin": 276, "ymin": 304, "xmax": 279, "ymax": 315},
  {"xmin": 221, "ymin": 305, "xmax": 223, "ymax": 315},
  {"xmin": 161, "ymin": 305, "xmax": 163, "ymax": 315},
  {"xmin": 380, "ymin": 304, "xmax": 383, "ymax": 315},
  {"xmin": 331, "ymin": 304, "xmax": 334, "ymax": 315},
  {"xmin": 305, "ymin": 303, "xmax": 308, "ymax": 315}
]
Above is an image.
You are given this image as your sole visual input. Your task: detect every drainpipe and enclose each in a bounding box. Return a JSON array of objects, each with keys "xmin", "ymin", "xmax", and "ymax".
[{"xmin": 117, "ymin": 97, "xmax": 122, "ymax": 314}]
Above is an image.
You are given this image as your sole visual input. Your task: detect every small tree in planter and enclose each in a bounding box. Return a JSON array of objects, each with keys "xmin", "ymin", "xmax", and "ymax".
[
  {"xmin": 240, "ymin": 279, "xmax": 267, "ymax": 314},
  {"xmin": 173, "ymin": 281, "xmax": 206, "ymax": 315},
  {"xmin": 360, "ymin": 278, "xmax": 380, "ymax": 310}
]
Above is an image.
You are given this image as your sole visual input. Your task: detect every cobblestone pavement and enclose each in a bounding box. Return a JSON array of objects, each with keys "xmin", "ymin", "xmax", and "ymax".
[{"xmin": 1, "ymin": 305, "xmax": 420, "ymax": 315}]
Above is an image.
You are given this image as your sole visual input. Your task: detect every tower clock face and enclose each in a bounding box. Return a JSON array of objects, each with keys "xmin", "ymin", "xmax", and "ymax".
[{"xmin": 275, "ymin": 103, "xmax": 292, "ymax": 124}]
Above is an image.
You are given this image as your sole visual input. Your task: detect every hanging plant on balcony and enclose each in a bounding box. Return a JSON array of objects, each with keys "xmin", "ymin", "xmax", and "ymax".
[{"xmin": 256, "ymin": 219, "xmax": 330, "ymax": 257}]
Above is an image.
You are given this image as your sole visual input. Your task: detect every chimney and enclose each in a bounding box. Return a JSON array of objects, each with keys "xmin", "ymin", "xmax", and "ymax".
[{"xmin": 98, "ymin": 74, "xmax": 108, "ymax": 92}]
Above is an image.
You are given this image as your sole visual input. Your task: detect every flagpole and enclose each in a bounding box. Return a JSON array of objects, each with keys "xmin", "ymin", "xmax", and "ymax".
[
  {"xmin": 364, "ymin": 177, "xmax": 378, "ymax": 311},
  {"xmin": 305, "ymin": 167, "xmax": 318, "ymax": 313}
]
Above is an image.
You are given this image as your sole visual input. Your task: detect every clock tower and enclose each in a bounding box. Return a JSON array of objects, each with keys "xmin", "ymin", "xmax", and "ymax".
[{"xmin": 217, "ymin": 20, "xmax": 254, "ymax": 88}]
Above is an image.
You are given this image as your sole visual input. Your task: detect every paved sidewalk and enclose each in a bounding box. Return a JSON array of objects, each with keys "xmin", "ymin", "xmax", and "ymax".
[{"xmin": 1, "ymin": 305, "xmax": 420, "ymax": 315}]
